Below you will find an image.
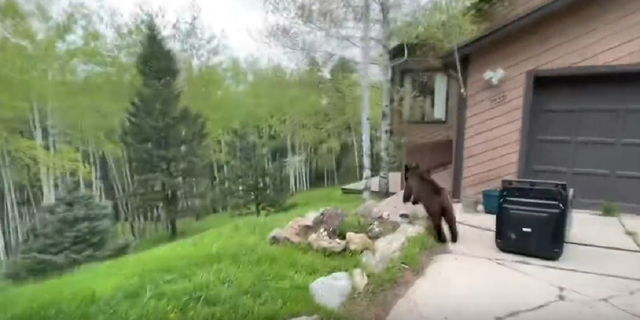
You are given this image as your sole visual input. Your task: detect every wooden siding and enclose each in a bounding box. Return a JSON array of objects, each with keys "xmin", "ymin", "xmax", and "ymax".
[{"xmin": 461, "ymin": 0, "xmax": 640, "ymax": 197}]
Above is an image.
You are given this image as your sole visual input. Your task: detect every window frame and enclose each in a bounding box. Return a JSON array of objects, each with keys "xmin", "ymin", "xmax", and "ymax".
[{"xmin": 398, "ymin": 69, "xmax": 450, "ymax": 125}]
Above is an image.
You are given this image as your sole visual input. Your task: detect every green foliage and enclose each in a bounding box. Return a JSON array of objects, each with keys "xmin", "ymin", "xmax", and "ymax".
[
  {"xmin": 224, "ymin": 127, "xmax": 290, "ymax": 216},
  {"xmin": 0, "ymin": 189, "xmax": 368, "ymax": 320},
  {"xmin": 601, "ymin": 201, "xmax": 621, "ymax": 217},
  {"xmin": 121, "ymin": 16, "xmax": 210, "ymax": 236},
  {"xmin": 394, "ymin": 0, "xmax": 485, "ymax": 57},
  {"xmin": 4, "ymin": 190, "xmax": 124, "ymax": 282}
]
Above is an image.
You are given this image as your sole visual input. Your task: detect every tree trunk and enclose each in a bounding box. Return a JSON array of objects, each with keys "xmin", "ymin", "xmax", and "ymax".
[
  {"xmin": 350, "ymin": 127, "xmax": 360, "ymax": 180},
  {"xmin": 31, "ymin": 103, "xmax": 53, "ymax": 205},
  {"xmin": 46, "ymin": 102, "xmax": 56, "ymax": 198},
  {"xmin": 378, "ymin": 0, "xmax": 392, "ymax": 197},
  {"xmin": 3, "ymin": 150, "xmax": 22, "ymax": 243},
  {"xmin": 78, "ymin": 147, "xmax": 85, "ymax": 191},
  {"xmin": 360, "ymin": 0, "xmax": 373, "ymax": 201}
]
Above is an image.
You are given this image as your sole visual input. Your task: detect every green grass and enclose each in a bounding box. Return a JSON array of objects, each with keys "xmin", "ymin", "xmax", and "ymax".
[
  {"xmin": 0, "ymin": 188, "xmax": 435, "ymax": 320},
  {"xmin": 601, "ymin": 201, "xmax": 621, "ymax": 217}
]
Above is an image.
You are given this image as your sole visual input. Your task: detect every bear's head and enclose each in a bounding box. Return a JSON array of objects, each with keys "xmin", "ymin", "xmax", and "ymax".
[
  {"xmin": 404, "ymin": 163, "xmax": 441, "ymax": 195},
  {"xmin": 404, "ymin": 163, "xmax": 431, "ymax": 181}
]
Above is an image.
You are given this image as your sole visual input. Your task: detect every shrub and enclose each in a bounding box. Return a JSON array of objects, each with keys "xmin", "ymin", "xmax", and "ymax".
[
  {"xmin": 601, "ymin": 201, "xmax": 621, "ymax": 217},
  {"xmin": 4, "ymin": 191, "xmax": 129, "ymax": 282}
]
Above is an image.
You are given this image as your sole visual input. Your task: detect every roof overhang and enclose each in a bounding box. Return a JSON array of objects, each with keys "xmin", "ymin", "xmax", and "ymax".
[{"xmin": 442, "ymin": 0, "xmax": 578, "ymax": 62}]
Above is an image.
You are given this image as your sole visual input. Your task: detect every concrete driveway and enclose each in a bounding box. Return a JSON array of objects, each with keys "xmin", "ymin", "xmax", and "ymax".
[{"xmin": 380, "ymin": 197, "xmax": 640, "ymax": 320}]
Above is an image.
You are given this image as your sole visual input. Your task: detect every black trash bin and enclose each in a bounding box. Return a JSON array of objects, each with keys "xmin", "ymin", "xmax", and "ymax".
[{"xmin": 495, "ymin": 179, "xmax": 573, "ymax": 261}]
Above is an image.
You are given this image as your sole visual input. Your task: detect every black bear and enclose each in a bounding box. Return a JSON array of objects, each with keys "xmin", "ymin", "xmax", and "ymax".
[{"xmin": 403, "ymin": 163, "xmax": 458, "ymax": 243}]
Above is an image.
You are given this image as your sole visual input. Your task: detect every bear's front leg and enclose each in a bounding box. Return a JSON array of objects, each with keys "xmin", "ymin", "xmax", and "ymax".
[{"xmin": 402, "ymin": 184, "xmax": 413, "ymax": 204}]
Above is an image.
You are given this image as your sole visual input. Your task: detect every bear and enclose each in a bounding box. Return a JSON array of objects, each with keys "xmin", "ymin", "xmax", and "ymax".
[{"xmin": 402, "ymin": 163, "xmax": 458, "ymax": 243}]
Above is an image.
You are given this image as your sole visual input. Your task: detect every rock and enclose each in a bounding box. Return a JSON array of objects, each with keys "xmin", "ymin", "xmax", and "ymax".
[
  {"xmin": 288, "ymin": 316, "xmax": 320, "ymax": 320},
  {"xmin": 395, "ymin": 224, "xmax": 426, "ymax": 238},
  {"xmin": 352, "ymin": 268, "xmax": 368, "ymax": 292},
  {"xmin": 308, "ymin": 229, "xmax": 347, "ymax": 253},
  {"xmin": 346, "ymin": 232, "xmax": 373, "ymax": 252},
  {"xmin": 356, "ymin": 200, "xmax": 380, "ymax": 221},
  {"xmin": 367, "ymin": 219, "xmax": 400, "ymax": 240},
  {"xmin": 477, "ymin": 204, "xmax": 485, "ymax": 213},
  {"xmin": 360, "ymin": 250, "xmax": 378, "ymax": 272},
  {"xmin": 268, "ymin": 227, "xmax": 305, "ymax": 245},
  {"xmin": 309, "ymin": 272, "xmax": 353, "ymax": 310},
  {"xmin": 268, "ymin": 208, "xmax": 347, "ymax": 245},
  {"xmin": 361, "ymin": 222, "xmax": 427, "ymax": 273},
  {"xmin": 317, "ymin": 207, "xmax": 346, "ymax": 238},
  {"xmin": 374, "ymin": 233, "xmax": 407, "ymax": 262}
]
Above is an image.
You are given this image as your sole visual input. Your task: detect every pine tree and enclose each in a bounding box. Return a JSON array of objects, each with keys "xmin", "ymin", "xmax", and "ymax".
[
  {"xmin": 121, "ymin": 16, "xmax": 186, "ymax": 238},
  {"xmin": 4, "ymin": 189, "xmax": 123, "ymax": 281}
]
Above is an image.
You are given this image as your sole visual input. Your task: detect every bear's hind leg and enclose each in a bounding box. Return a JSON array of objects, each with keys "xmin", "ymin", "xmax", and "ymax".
[
  {"xmin": 443, "ymin": 211, "xmax": 458, "ymax": 243},
  {"xmin": 431, "ymin": 215, "xmax": 448, "ymax": 243}
]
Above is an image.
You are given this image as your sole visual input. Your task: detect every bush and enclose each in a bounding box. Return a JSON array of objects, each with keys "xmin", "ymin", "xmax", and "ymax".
[
  {"xmin": 601, "ymin": 201, "xmax": 621, "ymax": 217},
  {"xmin": 4, "ymin": 191, "xmax": 128, "ymax": 282}
]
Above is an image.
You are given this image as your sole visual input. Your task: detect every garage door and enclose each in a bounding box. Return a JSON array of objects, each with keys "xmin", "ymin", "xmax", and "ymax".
[{"xmin": 523, "ymin": 73, "xmax": 640, "ymax": 214}]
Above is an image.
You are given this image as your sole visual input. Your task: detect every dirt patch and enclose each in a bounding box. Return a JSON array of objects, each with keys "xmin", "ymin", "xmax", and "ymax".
[{"xmin": 341, "ymin": 245, "xmax": 449, "ymax": 320}]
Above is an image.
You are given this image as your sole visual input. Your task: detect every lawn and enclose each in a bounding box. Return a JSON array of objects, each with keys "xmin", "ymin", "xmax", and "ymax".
[{"xmin": 0, "ymin": 188, "xmax": 432, "ymax": 320}]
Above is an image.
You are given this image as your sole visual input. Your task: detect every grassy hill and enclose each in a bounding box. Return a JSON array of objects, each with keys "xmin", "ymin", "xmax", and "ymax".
[{"xmin": 0, "ymin": 188, "xmax": 430, "ymax": 320}]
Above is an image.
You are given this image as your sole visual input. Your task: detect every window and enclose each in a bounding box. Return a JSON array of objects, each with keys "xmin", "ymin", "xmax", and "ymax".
[{"xmin": 401, "ymin": 71, "xmax": 449, "ymax": 123}]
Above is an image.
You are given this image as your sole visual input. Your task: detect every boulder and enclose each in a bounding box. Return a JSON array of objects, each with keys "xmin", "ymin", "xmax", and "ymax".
[
  {"xmin": 395, "ymin": 224, "xmax": 426, "ymax": 238},
  {"xmin": 366, "ymin": 219, "xmax": 400, "ymax": 240},
  {"xmin": 308, "ymin": 229, "xmax": 347, "ymax": 253},
  {"xmin": 352, "ymin": 268, "xmax": 368, "ymax": 292},
  {"xmin": 268, "ymin": 208, "xmax": 347, "ymax": 245},
  {"xmin": 361, "ymin": 224, "xmax": 425, "ymax": 273},
  {"xmin": 356, "ymin": 200, "xmax": 380, "ymax": 221},
  {"xmin": 309, "ymin": 272, "xmax": 353, "ymax": 310},
  {"xmin": 346, "ymin": 232, "xmax": 374, "ymax": 252},
  {"xmin": 268, "ymin": 228, "xmax": 304, "ymax": 245},
  {"xmin": 317, "ymin": 207, "xmax": 346, "ymax": 238}
]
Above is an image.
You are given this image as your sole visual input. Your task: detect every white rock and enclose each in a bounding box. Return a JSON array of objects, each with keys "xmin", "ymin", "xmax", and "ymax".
[
  {"xmin": 352, "ymin": 268, "xmax": 368, "ymax": 292},
  {"xmin": 477, "ymin": 204, "xmax": 485, "ymax": 213},
  {"xmin": 309, "ymin": 272, "xmax": 353, "ymax": 310},
  {"xmin": 395, "ymin": 224, "xmax": 426, "ymax": 238}
]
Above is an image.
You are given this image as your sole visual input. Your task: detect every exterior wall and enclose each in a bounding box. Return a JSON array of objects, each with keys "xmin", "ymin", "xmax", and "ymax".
[
  {"xmin": 390, "ymin": 59, "xmax": 459, "ymax": 188},
  {"xmin": 461, "ymin": 0, "xmax": 640, "ymax": 197},
  {"xmin": 391, "ymin": 59, "xmax": 457, "ymax": 146}
]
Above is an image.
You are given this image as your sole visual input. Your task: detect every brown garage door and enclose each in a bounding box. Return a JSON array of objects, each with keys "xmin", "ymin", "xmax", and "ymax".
[{"xmin": 523, "ymin": 73, "xmax": 640, "ymax": 214}]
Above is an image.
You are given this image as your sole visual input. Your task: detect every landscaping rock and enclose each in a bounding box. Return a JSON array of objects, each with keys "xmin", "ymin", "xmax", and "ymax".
[
  {"xmin": 317, "ymin": 207, "xmax": 346, "ymax": 238},
  {"xmin": 395, "ymin": 224, "xmax": 426, "ymax": 238},
  {"xmin": 346, "ymin": 232, "xmax": 373, "ymax": 252},
  {"xmin": 352, "ymin": 268, "xmax": 368, "ymax": 292},
  {"xmin": 356, "ymin": 200, "xmax": 380, "ymax": 221},
  {"xmin": 308, "ymin": 229, "xmax": 347, "ymax": 253},
  {"xmin": 309, "ymin": 272, "xmax": 353, "ymax": 310},
  {"xmin": 288, "ymin": 316, "xmax": 320, "ymax": 320},
  {"xmin": 361, "ymin": 224, "xmax": 423, "ymax": 273},
  {"xmin": 268, "ymin": 208, "xmax": 348, "ymax": 245},
  {"xmin": 367, "ymin": 219, "xmax": 400, "ymax": 240},
  {"xmin": 268, "ymin": 227, "xmax": 304, "ymax": 244}
]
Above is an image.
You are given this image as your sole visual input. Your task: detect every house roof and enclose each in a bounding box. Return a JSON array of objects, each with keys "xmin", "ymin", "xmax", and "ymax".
[
  {"xmin": 449, "ymin": 0, "xmax": 577, "ymax": 59},
  {"xmin": 390, "ymin": 0, "xmax": 580, "ymax": 63}
]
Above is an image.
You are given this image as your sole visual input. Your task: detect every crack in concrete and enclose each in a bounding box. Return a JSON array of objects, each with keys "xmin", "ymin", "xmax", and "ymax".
[
  {"xmin": 458, "ymin": 221, "xmax": 640, "ymax": 253},
  {"xmin": 493, "ymin": 287, "xmax": 565, "ymax": 320},
  {"xmin": 617, "ymin": 217, "xmax": 640, "ymax": 250},
  {"xmin": 450, "ymin": 251, "xmax": 640, "ymax": 282},
  {"xmin": 598, "ymin": 288, "xmax": 640, "ymax": 319}
]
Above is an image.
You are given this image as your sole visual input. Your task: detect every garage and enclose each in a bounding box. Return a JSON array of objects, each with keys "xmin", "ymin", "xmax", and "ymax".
[{"xmin": 521, "ymin": 71, "xmax": 640, "ymax": 213}]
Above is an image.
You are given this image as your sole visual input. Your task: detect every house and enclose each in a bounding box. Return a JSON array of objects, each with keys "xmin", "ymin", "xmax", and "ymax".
[{"xmin": 393, "ymin": 0, "xmax": 640, "ymax": 213}]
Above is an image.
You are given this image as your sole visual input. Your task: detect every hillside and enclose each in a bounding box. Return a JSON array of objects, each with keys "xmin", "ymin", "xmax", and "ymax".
[{"xmin": 0, "ymin": 189, "xmax": 372, "ymax": 320}]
